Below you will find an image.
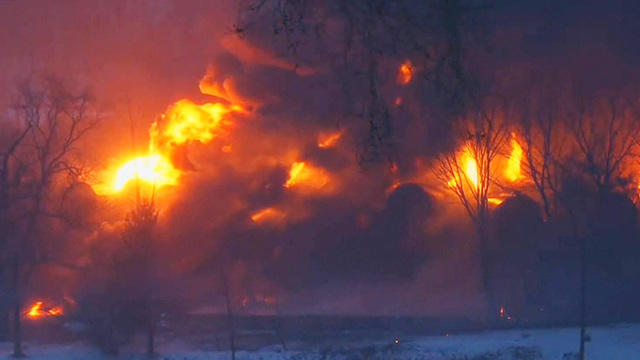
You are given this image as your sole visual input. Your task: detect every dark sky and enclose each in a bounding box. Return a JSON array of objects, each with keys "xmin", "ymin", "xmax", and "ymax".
[{"xmin": 491, "ymin": 0, "xmax": 640, "ymax": 59}]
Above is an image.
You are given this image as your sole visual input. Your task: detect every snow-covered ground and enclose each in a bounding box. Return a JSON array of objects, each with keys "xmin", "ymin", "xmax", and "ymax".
[{"xmin": 0, "ymin": 323, "xmax": 637, "ymax": 359}]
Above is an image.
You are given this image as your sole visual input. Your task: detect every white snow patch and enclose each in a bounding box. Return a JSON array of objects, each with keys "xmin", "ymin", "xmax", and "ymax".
[{"xmin": 0, "ymin": 323, "xmax": 636, "ymax": 359}]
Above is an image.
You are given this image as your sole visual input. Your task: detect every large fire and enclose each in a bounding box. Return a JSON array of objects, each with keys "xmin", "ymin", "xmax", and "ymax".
[
  {"xmin": 148, "ymin": 99, "xmax": 240, "ymax": 153},
  {"xmin": 95, "ymin": 77, "xmax": 244, "ymax": 195},
  {"xmin": 112, "ymin": 154, "xmax": 179, "ymax": 192},
  {"xmin": 25, "ymin": 301, "xmax": 63, "ymax": 319}
]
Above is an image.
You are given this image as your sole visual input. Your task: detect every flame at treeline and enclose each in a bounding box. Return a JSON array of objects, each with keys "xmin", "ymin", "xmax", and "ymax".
[
  {"xmin": 445, "ymin": 133, "xmax": 525, "ymax": 204},
  {"xmin": 446, "ymin": 146, "xmax": 479, "ymax": 190},
  {"xmin": 505, "ymin": 133, "xmax": 523, "ymax": 182}
]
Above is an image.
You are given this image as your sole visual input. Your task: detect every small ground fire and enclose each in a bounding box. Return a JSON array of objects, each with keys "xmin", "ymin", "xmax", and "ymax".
[{"xmin": 25, "ymin": 302, "xmax": 63, "ymax": 320}]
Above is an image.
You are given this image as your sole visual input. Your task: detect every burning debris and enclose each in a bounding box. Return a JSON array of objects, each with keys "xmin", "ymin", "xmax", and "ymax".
[
  {"xmin": 397, "ymin": 60, "xmax": 415, "ymax": 85},
  {"xmin": 25, "ymin": 301, "xmax": 64, "ymax": 320},
  {"xmin": 284, "ymin": 161, "xmax": 330, "ymax": 191},
  {"xmin": 251, "ymin": 207, "xmax": 285, "ymax": 224},
  {"xmin": 317, "ymin": 130, "xmax": 344, "ymax": 149},
  {"xmin": 498, "ymin": 306, "xmax": 513, "ymax": 322}
]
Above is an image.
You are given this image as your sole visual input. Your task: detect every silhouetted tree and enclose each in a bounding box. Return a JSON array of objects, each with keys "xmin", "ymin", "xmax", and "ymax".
[
  {"xmin": 517, "ymin": 89, "xmax": 567, "ymax": 220},
  {"xmin": 569, "ymin": 96, "xmax": 640, "ymax": 192},
  {"xmin": 0, "ymin": 100, "xmax": 32, "ymax": 341},
  {"xmin": 219, "ymin": 267, "xmax": 236, "ymax": 360},
  {"xmin": 566, "ymin": 95, "xmax": 640, "ymax": 360},
  {"xmin": 0, "ymin": 75, "xmax": 97, "ymax": 357},
  {"xmin": 435, "ymin": 105, "xmax": 508, "ymax": 316}
]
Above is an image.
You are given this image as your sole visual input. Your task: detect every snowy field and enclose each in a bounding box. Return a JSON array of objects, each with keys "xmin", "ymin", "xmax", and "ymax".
[{"xmin": 0, "ymin": 323, "xmax": 637, "ymax": 360}]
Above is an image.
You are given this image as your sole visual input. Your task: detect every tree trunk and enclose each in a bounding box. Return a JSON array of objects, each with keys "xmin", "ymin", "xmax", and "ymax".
[
  {"xmin": 579, "ymin": 235, "xmax": 586, "ymax": 360},
  {"xmin": 11, "ymin": 258, "xmax": 24, "ymax": 358},
  {"xmin": 0, "ymin": 264, "xmax": 10, "ymax": 341},
  {"xmin": 12, "ymin": 297, "xmax": 24, "ymax": 358},
  {"xmin": 0, "ymin": 308, "xmax": 9, "ymax": 341},
  {"xmin": 226, "ymin": 300, "xmax": 236, "ymax": 360},
  {"xmin": 274, "ymin": 304, "xmax": 287, "ymax": 351},
  {"xmin": 476, "ymin": 220, "xmax": 494, "ymax": 321},
  {"xmin": 105, "ymin": 305, "xmax": 119, "ymax": 356},
  {"xmin": 220, "ymin": 268, "xmax": 236, "ymax": 360},
  {"xmin": 147, "ymin": 299, "xmax": 155, "ymax": 357}
]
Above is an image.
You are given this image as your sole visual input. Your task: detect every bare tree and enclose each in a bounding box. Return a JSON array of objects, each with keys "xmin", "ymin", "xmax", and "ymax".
[
  {"xmin": 517, "ymin": 93, "xmax": 566, "ymax": 220},
  {"xmin": 0, "ymin": 75, "xmax": 97, "ymax": 357},
  {"xmin": 569, "ymin": 96, "xmax": 640, "ymax": 192},
  {"xmin": 0, "ymin": 107, "xmax": 32, "ymax": 341},
  {"xmin": 564, "ymin": 94, "xmax": 640, "ymax": 360},
  {"xmin": 435, "ymin": 107, "xmax": 508, "ymax": 316}
]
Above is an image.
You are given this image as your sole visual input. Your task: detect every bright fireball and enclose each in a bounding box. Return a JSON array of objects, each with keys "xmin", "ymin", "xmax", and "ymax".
[{"xmin": 113, "ymin": 154, "xmax": 179, "ymax": 192}]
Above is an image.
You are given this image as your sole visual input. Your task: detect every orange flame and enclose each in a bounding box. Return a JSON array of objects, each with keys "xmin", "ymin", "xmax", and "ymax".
[
  {"xmin": 285, "ymin": 162, "xmax": 306, "ymax": 188},
  {"xmin": 251, "ymin": 207, "xmax": 285, "ymax": 223},
  {"xmin": 26, "ymin": 301, "xmax": 63, "ymax": 319},
  {"xmin": 448, "ymin": 147, "xmax": 478, "ymax": 190},
  {"xmin": 397, "ymin": 60, "xmax": 414, "ymax": 85},
  {"xmin": 498, "ymin": 306, "xmax": 513, "ymax": 321},
  {"xmin": 317, "ymin": 130, "xmax": 344, "ymax": 149},
  {"xmin": 284, "ymin": 161, "xmax": 329, "ymax": 190},
  {"xmin": 47, "ymin": 307, "xmax": 63, "ymax": 317},
  {"xmin": 149, "ymin": 99, "xmax": 240, "ymax": 153},
  {"xmin": 463, "ymin": 151, "xmax": 479, "ymax": 189},
  {"xmin": 505, "ymin": 133, "xmax": 523, "ymax": 182},
  {"xmin": 26, "ymin": 302, "xmax": 43, "ymax": 318}
]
